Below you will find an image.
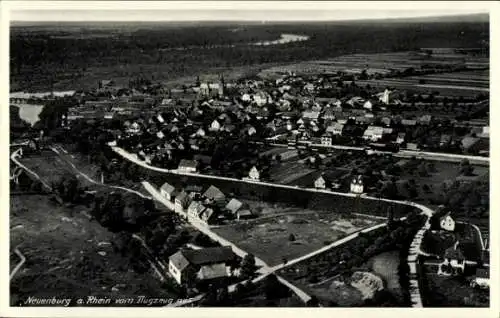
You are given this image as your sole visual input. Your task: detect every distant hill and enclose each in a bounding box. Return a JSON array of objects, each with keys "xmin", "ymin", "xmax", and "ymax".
[{"xmin": 10, "ymin": 14, "xmax": 489, "ymax": 92}]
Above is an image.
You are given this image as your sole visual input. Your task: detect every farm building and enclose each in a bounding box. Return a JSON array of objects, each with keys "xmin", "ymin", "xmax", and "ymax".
[
  {"xmin": 168, "ymin": 246, "xmax": 236, "ymax": 285},
  {"xmin": 178, "ymin": 159, "xmax": 198, "ymax": 173},
  {"xmin": 160, "ymin": 182, "xmax": 176, "ymax": 201},
  {"xmin": 203, "ymin": 185, "xmax": 226, "ymax": 203}
]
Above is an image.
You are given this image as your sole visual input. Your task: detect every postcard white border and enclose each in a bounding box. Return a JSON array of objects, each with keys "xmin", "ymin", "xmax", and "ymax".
[{"xmin": 1, "ymin": 1, "xmax": 498, "ymax": 318}]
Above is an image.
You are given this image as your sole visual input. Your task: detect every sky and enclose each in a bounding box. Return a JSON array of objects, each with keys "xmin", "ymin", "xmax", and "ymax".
[{"xmin": 7, "ymin": 2, "xmax": 490, "ymax": 22}]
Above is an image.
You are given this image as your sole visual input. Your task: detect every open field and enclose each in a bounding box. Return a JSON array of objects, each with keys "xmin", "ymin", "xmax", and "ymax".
[
  {"xmin": 18, "ymin": 152, "xmax": 96, "ymax": 188},
  {"xmin": 11, "ymin": 18, "xmax": 488, "ymax": 91},
  {"xmin": 10, "ymin": 194, "xmax": 178, "ymax": 306},
  {"xmin": 308, "ymin": 277, "xmax": 364, "ymax": 306},
  {"xmin": 260, "ymin": 51, "xmax": 488, "ymax": 97},
  {"xmin": 259, "ymin": 51, "xmax": 488, "ymax": 75},
  {"xmin": 212, "ymin": 205, "xmax": 380, "ymax": 266}
]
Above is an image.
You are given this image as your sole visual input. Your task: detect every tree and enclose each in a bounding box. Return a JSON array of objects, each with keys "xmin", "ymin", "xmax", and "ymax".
[
  {"xmin": 264, "ymin": 274, "xmax": 288, "ymax": 300},
  {"xmin": 288, "ymin": 233, "xmax": 296, "ymax": 242},
  {"xmin": 240, "ymin": 254, "xmax": 257, "ymax": 279}
]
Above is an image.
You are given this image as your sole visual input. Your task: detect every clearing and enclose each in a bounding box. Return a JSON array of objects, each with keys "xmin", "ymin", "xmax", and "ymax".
[{"xmin": 212, "ymin": 201, "xmax": 380, "ymax": 266}]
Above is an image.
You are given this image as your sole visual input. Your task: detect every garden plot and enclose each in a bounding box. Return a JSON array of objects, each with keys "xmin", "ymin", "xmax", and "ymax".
[{"xmin": 212, "ymin": 203, "xmax": 380, "ymax": 266}]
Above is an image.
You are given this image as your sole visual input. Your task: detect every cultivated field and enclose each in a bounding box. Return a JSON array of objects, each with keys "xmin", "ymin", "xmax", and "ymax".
[
  {"xmin": 212, "ymin": 202, "xmax": 380, "ymax": 266},
  {"xmin": 10, "ymin": 194, "xmax": 178, "ymax": 306},
  {"xmin": 259, "ymin": 51, "xmax": 488, "ymax": 97},
  {"xmin": 18, "ymin": 151, "xmax": 97, "ymax": 188}
]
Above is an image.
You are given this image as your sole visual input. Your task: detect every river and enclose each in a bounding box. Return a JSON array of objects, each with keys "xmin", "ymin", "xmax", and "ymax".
[
  {"xmin": 10, "ymin": 90, "xmax": 74, "ymax": 126},
  {"xmin": 159, "ymin": 33, "xmax": 309, "ymax": 51}
]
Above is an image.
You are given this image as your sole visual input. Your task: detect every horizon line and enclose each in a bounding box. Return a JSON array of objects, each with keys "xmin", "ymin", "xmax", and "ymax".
[{"xmin": 9, "ymin": 10, "xmax": 489, "ymax": 23}]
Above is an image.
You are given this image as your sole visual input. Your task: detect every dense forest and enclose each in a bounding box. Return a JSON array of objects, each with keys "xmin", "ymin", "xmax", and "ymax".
[{"xmin": 10, "ymin": 17, "xmax": 489, "ymax": 91}]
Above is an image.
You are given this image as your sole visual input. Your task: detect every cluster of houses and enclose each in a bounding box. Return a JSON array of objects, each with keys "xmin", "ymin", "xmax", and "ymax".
[
  {"xmin": 61, "ymin": 71, "xmax": 489, "ymax": 167},
  {"xmin": 160, "ymin": 182, "xmax": 254, "ymax": 224},
  {"xmin": 425, "ymin": 210, "xmax": 489, "ymax": 288},
  {"xmin": 168, "ymin": 246, "xmax": 237, "ymax": 285}
]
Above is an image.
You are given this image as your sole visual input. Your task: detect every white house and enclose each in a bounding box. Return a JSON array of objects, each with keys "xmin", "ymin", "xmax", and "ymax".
[
  {"xmin": 437, "ymin": 241, "xmax": 465, "ymax": 276},
  {"xmin": 439, "ymin": 213, "xmax": 455, "ymax": 231},
  {"xmin": 363, "ymin": 126, "xmax": 384, "ymax": 141},
  {"xmin": 321, "ymin": 134, "xmax": 332, "ymax": 146},
  {"xmin": 363, "ymin": 100, "xmax": 373, "ymax": 110},
  {"xmin": 350, "ymin": 175, "xmax": 364, "ymax": 194},
  {"xmin": 188, "ymin": 201, "xmax": 206, "ymax": 220},
  {"xmin": 209, "ymin": 119, "xmax": 221, "ymax": 132},
  {"xmin": 241, "ymin": 93, "xmax": 252, "ymax": 102},
  {"xmin": 314, "ymin": 175, "xmax": 327, "ymax": 189},
  {"xmin": 470, "ymin": 268, "xmax": 489, "ymax": 289},
  {"xmin": 196, "ymin": 127, "xmax": 206, "ymax": 137},
  {"xmin": 178, "ymin": 159, "xmax": 198, "ymax": 173},
  {"xmin": 157, "ymin": 114, "xmax": 165, "ymax": 124},
  {"xmin": 249, "ymin": 166, "xmax": 260, "ymax": 180},
  {"xmin": 168, "ymin": 246, "xmax": 235, "ymax": 285},
  {"xmin": 379, "ymin": 89, "xmax": 391, "ymax": 105},
  {"xmin": 326, "ymin": 123, "xmax": 345, "ymax": 136},
  {"xmin": 396, "ymin": 132, "xmax": 406, "ymax": 144},
  {"xmin": 160, "ymin": 182, "xmax": 176, "ymax": 201},
  {"xmin": 247, "ymin": 126, "xmax": 257, "ymax": 136},
  {"xmin": 302, "ymin": 110, "xmax": 320, "ymax": 122},
  {"xmin": 253, "ymin": 92, "xmax": 270, "ymax": 106},
  {"xmin": 175, "ymin": 191, "xmax": 192, "ymax": 214},
  {"xmin": 127, "ymin": 122, "xmax": 141, "ymax": 135}
]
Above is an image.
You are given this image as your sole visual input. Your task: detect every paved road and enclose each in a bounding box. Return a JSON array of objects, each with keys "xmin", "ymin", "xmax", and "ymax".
[
  {"xmin": 10, "ymin": 247, "xmax": 26, "ymax": 280},
  {"xmin": 10, "ymin": 149, "xmax": 52, "ymax": 190},
  {"xmin": 114, "ymin": 145, "xmax": 442, "ymax": 307},
  {"xmin": 252, "ymin": 141, "xmax": 489, "ymax": 165},
  {"xmin": 112, "ymin": 145, "xmax": 435, "ymax": 217},
  {"xmin": 142, "ymin": 181, "xmax": 313, "ymax": 303},
  {"xmin": 51, "ymin": 145, "xmax": 151, "ymax": 199}
]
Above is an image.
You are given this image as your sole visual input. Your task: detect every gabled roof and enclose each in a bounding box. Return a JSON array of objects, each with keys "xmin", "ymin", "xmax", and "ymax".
[
  {"xmin": 175, "ymin": 191, "xmax": 190, "ymax": 204},
  {"xmin": 203, "ymin": 185, "xmax": 225, "ymax": 201},
  {"xmin": 201, "ymin": 208, "xmax": 215, "ymax": 221},
  {"xmin": 180, "ymin": 246, "xmax": 235, "ymax": 266},
  {"xmin": 226, "ymin": 198, "xmax": 243, "ymax": 214},
  {"xmin": 476, "ymin": 268, "xmax": 489, "ymax": 279},
  {"xmin": 160, "ymin": 182, "xmax": 175, "ymax": 195},
  {"xmin": 169, "ymin": 250, "xmax": 191, "ymax": 271},
  {"xmin": 178, "ymin": 159, "xmax": 198, "ymax": 169},
  {"xmin": 188, "ymin": 201, "xmax": 205, "ymax": 213},
  {"xmin": 444, "ymin": 244, "xmax": 465, "ymax": 261}
]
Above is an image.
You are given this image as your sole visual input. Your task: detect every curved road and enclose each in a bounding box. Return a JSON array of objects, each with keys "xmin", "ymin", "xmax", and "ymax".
[
  {"xmin": 10, "ymin": 247, "xmax": 26, "ymax": 280},
  {"xmin": 51, "ymin": 146, "xmax": 151, "ymax": 200},
  {"xmin": 10, "ymin": 149, "xmax": 52, "ymax": 190},
  {"xmin": 116, "ymin": 141, "xmax": 435, "ymax": 305}
]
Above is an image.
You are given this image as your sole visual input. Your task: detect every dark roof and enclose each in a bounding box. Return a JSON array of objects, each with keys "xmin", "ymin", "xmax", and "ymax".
[
  {"xmin": 482, "ymin": 250, "xmax": 490, "ymax": 265},
  {"xmin": 185, "ymin": 185, "xmax": 203, "ymax": 193},
  {"xmin": 181, "ymin": 246, "xmax": 235, "ymax": 266},
  {"xmin": 160, "ymin": 182, "xmax": 175, "ymax": 194},
  {"xmin": 317, "ymin": 170, "xmax": 346, "ymax": 183},
  {"xmin": 175, "ymin": 191, "xmax": 191, "ymax": 204},
  {"xmin": 444, "ymin": 245, "xmax": 465, "ymax": 261},
  {"xmin": 476, "ymin": 268, "xmax": 489, "ymax": 279},
  {"xmin": 203, "ymin": 185, "xmax": 225, "ymax": 201}
]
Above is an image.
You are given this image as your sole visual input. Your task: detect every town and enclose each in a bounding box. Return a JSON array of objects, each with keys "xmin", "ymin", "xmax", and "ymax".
[{"xmin": 9, "ymin": 13, "xmax": 490, "ymax": 309}]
